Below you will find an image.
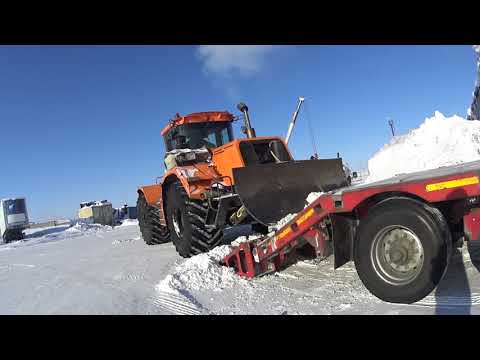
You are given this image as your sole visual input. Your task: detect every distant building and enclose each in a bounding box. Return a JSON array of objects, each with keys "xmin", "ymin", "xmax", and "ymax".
[
  {"xmin": 113, "ymin": 204, "xmax": 137, "ymax": 224},
  {"xmin": 78, "ymin": 200, "xmax": 114, "ymax": 226}
]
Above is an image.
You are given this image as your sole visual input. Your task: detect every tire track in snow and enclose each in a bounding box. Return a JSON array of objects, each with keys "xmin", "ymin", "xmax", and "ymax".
[
  {"xmin": 413, "ymin": 294, "xmax": 480, "ymax": 307},
  {"xmin": 149, "ymin": 291, "xmax": 208, "ymax": 315}
]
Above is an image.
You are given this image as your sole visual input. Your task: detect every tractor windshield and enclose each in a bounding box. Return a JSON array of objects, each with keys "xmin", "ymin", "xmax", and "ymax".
[{"xmin": 164, "ymin": 121, "xmax": 234, "ymax": 151}]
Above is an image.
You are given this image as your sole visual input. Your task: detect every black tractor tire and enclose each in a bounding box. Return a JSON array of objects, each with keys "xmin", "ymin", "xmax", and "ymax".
[
  {"xmin": 137, "ymin": 193, "xmax": 170, "ymax": 245},
  {"xmin": 165, "ymin": 181, "xmax": 224, "ymax": 258},
  {"xmin": 354, "ymin": 197, "xmax": 452, "ymax": 304}
]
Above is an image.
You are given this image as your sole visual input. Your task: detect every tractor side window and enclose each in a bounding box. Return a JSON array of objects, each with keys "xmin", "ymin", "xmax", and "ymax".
[
  {"xmin": 207, "ymin": 132, "xmax": 217, "ymax": 147},
  {"xmin": 220, "ymin": 126, "xmax": 232, "ymax": 145}
]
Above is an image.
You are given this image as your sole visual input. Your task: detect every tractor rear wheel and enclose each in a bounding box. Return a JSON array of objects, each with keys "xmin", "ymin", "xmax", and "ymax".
[
  {"xmin": 166, "ymin": 181, "xmax": 224, "ymax": 257},
  {"xmin": 137, "ymin": 193, "xmax": 170, "ymax": 245}
]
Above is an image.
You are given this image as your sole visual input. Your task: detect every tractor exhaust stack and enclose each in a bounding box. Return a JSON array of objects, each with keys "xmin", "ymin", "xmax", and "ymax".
[{"xmin": 237, "ymin": 102, "xmax": 256, "ymax": 138}]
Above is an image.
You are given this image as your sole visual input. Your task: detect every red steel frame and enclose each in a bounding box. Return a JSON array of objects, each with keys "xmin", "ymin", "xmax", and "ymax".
[{"xmin": 223, "ymin": 167, "xmax": 480, "ymax": 278}]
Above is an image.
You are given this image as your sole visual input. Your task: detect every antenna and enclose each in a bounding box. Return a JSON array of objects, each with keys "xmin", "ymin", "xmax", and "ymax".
[
  {"xmin": 388, "ymin": 118, "xmax": 395, "ymax": 137},
  {"xmin": 285, "ymin": 97, "xmax": 305, "ymax": 144},
  {"xmin": 304, "ymin": 99, "xmax": 319, "ymax": 159}
]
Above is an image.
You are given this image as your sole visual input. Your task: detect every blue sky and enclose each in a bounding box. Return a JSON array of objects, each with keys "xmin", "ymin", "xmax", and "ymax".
[{"xmin": 0, "ymin": 45, "xmax": 477, "ymax": 221}]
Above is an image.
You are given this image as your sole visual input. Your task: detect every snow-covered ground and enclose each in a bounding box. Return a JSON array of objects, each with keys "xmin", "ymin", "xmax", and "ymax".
[{"xmin": 1, "ymin": 221, "xmax": 480, "ymax": 314}]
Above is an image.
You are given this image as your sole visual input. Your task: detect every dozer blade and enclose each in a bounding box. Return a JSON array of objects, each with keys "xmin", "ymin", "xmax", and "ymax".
[{"xmin": 233, "ymin": 159, "xmax": 349, "ymax": 226}]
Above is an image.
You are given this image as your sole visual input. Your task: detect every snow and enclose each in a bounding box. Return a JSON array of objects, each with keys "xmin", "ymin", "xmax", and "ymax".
[
  {"xmin": 119, "ymin": 219, "xmax": 139, "ymax": 227},
  {"xmin": 166, "ymin": 148, "xmax": 210, "ymax": 155},
  {"xmin": 306, "ymin": 192, "xmax": 323, "ymax": 205},
  {"xmin": 156, "ymin": 245, "xmax": 247, "ymax": 294},
  {"xmin": 365, "ymin": 112, "xmax": 480, "ymax": 183},
  {"xmin": 270, "ymin": 213, "xmax": 297, "ymax": 230},
  {"xmin": 1, "ymin": 220, "xmax": 480, "ymax": 314}
]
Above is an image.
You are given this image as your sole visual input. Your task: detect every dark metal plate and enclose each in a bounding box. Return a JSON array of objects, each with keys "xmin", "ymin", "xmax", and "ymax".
[{"xmin": 233, "ymin": 159, "xmax": 348, "ymax": 225}]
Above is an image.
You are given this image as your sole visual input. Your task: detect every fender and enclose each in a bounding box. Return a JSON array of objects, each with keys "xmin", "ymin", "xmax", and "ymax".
[
  {"xmin": 163, "ymin": 164, "xmax": 219, "ymax": 199},
  {"xmin": 331, "ymin": 213, "xmax": 357, "ymax": 269},
  {"xmin": 138, "ymin": 184, "xmax": 162, "ymax": 206},
  {"xmin": 138, "ymin": 165, "xmax": 221, "ymax": 228}
]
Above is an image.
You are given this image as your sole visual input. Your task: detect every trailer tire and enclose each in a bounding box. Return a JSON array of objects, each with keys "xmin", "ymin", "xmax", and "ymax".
[
  {"xmin": 166, "ymin": 181, "xmax": 224, "ymax": 258},
  {"xmin": 354, "ymin": 197, "xmax": 452, "ymax": 304},
  {"xmin": 137, "ymin": 193, "xmax": 170, "ymax": 245}
]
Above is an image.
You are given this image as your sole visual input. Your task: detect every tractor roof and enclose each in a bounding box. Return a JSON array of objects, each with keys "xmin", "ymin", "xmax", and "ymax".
[{"xmin": 161, "ymin": 111, "xmax": 234, "ymax": 136}]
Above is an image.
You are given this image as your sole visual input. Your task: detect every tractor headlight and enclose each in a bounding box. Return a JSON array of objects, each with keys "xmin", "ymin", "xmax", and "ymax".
[
  {"xmin": 175, "ymin": 152, "xmax": 196, "ymax": 163},
  {"xmin": 185, "ymin": 152, "xmax": 196, "ymax": 161},
  {"xmin": 176, "ymin": 154, "xmax": 186, "ymax": 162}
]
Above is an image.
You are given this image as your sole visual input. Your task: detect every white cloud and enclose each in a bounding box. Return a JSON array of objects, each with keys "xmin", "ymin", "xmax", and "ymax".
[
  {"xmin": 196, "ymin": 45, "xmax": 277, "ymax": 77},
  {"xmin": 474, "ymin": 45, "xmax": 480, "ymax": 55}
]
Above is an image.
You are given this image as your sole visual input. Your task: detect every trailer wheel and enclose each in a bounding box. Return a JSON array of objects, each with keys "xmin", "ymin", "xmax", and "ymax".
[
  {"xmin": 354, "ymin": 198, "xmax": 452, "ymax": 304},
  {"xmin": 166, "ymin": 181, "xmax": 224, "ymax": 258},
  {"xmin": 137, "ymin": 193, "xmax": 170, "ymax": 245}
]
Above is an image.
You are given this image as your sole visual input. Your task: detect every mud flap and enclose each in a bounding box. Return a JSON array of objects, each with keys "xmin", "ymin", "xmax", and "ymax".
[
  {"xmin": 233, "ymin": 159, "xmax": 349, "ymax": 226},
  {"xmin": 331, "ymin": 213, "xmax": 357, "ymax": 269}
]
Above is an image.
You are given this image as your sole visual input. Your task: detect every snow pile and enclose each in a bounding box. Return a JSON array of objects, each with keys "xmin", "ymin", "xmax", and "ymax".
[
  {"xmin": 271, "ymin": 213, "xmax": 297, "ymax": 231},
  {"xmin": 66, "ymin": 222, "xmax": 112, "ymax": 234},
  {"xmin": 306, "ymin": 192, "xmax": 323, "ymax": 206},
  {"xmin": 157, "ymin": 245, "xmax": 250, "ymax": 295},
  {"xmin": 157, "ymin": 231, "xmax": 266, "ymax": 297},
  {"xmin": 119, "ymin": 219, "xmax": 139, "ymax": 227},
  {"xmin": 365, "ymin": 111, "xmax": 480, "ymax": 183}
]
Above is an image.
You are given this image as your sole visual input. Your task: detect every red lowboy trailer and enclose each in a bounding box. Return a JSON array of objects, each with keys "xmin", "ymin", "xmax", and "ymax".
[{"xmin": 223, "ymin": 160, "xmax": 480, "ymax": 304}]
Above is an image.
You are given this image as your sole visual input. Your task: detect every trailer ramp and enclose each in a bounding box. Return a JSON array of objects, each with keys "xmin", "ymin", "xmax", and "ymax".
[{"xmin": 223, "ymin": 196, "xmax": 335, "ymax": 278}]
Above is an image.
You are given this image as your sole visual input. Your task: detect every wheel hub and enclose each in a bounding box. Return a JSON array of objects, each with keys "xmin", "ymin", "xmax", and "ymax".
[{"xmin": 372, "ymin": 226, "xmax": 424, "ymax": 286}]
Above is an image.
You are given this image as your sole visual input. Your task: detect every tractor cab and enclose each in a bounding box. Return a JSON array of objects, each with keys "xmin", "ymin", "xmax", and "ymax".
[
  {"xmin": 162, "ymin": 111, "xmax": 235, "ymax": 151},
  {"xmin": 161, "ymin": 112, "xmax": 235, "ymax": 170}
]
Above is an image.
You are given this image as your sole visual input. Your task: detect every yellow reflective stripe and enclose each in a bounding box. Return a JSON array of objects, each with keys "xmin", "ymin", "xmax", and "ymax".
[
  {"xmin": 297, "ymin": 208, "xmax": 315, "ymax": 225},
  {"xmin": 276, "ymin": 227, "xmax": 292, "ymax": 240},
  {"xmin": 276, "ymin": 208, "xmax": 315, "ymax": 242},
  {"xmin": 426, "ymin": 176, "xmax": 479, "ymax": 192}
]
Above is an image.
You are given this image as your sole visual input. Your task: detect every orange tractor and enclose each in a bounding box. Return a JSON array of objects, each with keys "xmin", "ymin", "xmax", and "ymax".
[{"xmin": 137, "ymin": 103, "xmax": 349, "ymax": 257}]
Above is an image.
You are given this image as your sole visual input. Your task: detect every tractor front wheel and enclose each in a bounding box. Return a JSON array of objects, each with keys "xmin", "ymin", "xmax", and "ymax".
[
  {"xmin": 166, "ymin": 181, "xmax": 224, "ymax": 257},
  {"xmin": 137, "ymin": 193, "xmax": 170, "ymax": 245}
]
